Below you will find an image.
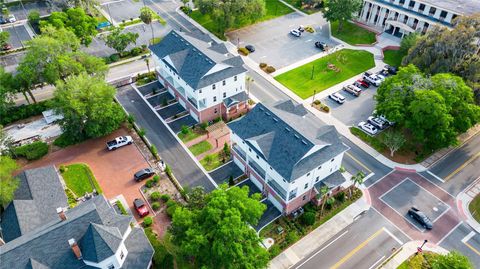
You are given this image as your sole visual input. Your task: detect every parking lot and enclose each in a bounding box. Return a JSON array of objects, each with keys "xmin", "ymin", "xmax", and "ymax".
[
  {"xmin": 6, "ymin": 1, "xmax": 57, "ymax": 21},
  {"xmin": 1, "ymin": 23, "xmax": 32, "ymax": 49},
  {"xmin": 226, "ymin": 11, "xmax": 338, "ymax": 69},
  {"xmin": 101, "ymin": 0, "xmax": 144, "ymax": 24},
  {"xmin": 380, "ymin": 178, "xmax": 450, "ymax": 231}
]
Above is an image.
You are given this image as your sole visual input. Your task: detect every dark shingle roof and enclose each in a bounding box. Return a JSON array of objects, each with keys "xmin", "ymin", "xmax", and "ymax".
[
  {"xmin": 79, "ymin": 223, "xmax": 123, "ymax": 262},
  {"xmin": 0, "ymin": 195, "xmax": 153, "ymax": 269},
  {"xmin": 228, "ymin": 101, "xmax": 349, "ymax": 182},
  {"xmin": 223, "ymin": 91, "xmax": 248, "ymax": 108},
  {"xmin": 149, "ymin": 30, "xmax": 247, "ymax": 90},
  {"xmin": 314, "ymin": 171, "xmax": 346, "ymax": 190},
  {"xmin": 0, "ymin": 166, "xmax": 68, "ymax": 242}
]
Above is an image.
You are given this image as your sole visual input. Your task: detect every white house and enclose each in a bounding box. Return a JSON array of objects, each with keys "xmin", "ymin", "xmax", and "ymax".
[
  {"xmin": 357, "ymin": 0, "xmax": 480, "ymax": 38},
  {"xmin": 149, "ymin": 30, "xmax": 249, "ymax": 123},
  {"xmin": 228, "ymin": 101, "xmax": 349, "ymax": 214}
]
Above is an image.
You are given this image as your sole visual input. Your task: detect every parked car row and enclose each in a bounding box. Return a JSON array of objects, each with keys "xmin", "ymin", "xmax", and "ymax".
[
  {"xmin": 328, "ymin": 77, "xmax": 372, "ymax": 105},
  {"xmin": 0, "ymin": 14, "xmax": 16, "ymax": 24},
  {"xmin": 357, "ymin": 113, "xmax": 394, "ymax": 136},
  {"xmin": 290, "ymin": 25, "xmax": 314, "ymax": 37}
]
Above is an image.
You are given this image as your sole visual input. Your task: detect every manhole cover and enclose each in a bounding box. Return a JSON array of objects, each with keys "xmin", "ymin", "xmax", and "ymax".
[{"xmin": 433, "ymin": 207, "xmax": 438, "ymax": 212}]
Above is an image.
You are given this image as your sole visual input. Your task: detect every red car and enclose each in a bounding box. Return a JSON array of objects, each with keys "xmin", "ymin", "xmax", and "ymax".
[
  {"xmin": 133, "ymin": 198, "xmax": 149, "ymax": 217},
  {"xmin": 355, "ymin": 79, "xmax": 370, "ymax": 88},
  {"xmin": 2, "ymin": 43, "xmax": 12, "ymax": 51}
]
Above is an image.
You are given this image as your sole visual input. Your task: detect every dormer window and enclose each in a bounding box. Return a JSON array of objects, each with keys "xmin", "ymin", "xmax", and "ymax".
[
  {"xmin": 223, "ymin": 92, "xmax": 226, "ymax": 98},
  {"xmin": 223, "ymin": 80, "xmax": 226, "ymax": 86},
  {"xmin": 234, "ymin": 76, "xmax": 237, "ymax": 81},
  {"xmin": 120, "ymin": 251, "xmax": 124, "ymax": 260},
  {"xmin": 212, "ymin": 84, "xmax": 216, "ymax": 90}
]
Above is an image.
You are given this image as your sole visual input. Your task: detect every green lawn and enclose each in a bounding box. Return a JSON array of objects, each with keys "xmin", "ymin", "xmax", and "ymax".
[
  {"xmin": 189, "ymin": 141, "xmax": 213, "ymax": 156},
  {"xmin": 331, "ymin": 21, "xmax": 377, "ymax": 45},
  {"xmin": 469, "ymin": 194, "xmax": 480, "ymax": 223},
  {"xmin": 61, "ymin": 163, "xmax": 103, "ymax": 197},
  {"xmin": 275, "ymin": 49, "xmax": 375, "ymax": 99},
  {"xmin": 200, "ymin": 152, "xmax": 229, "ymax": 171},
  {"xmin": 383, "ymin": 49, "xmax": 406, "ymax": 67},
  {"xmin": 178, "ymin": 127, "xmax": 206, "ymax": 143},
  {"xmin": 188, "ymin": 0, "xmax": 293, "ymax": 39}
]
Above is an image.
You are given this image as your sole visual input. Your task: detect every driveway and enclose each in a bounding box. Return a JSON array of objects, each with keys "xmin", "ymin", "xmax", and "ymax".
[
  {"xmin": 21, "ymin": 128, "xmax": 152, "ymax": 220},
  {"xmin": 116, "ymin": 84, "xmax": 216, "ymax": 192},
  {"xmin": 209, "ymin": 161, "xmax": 244, "ymax": 185},
  {"xmin": 226, "ymin": 12, "xmax": 338, "ymax": 69}
]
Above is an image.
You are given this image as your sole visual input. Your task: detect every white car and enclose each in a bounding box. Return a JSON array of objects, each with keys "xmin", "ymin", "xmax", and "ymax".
[
  {"xmin": 290, "ymin": 29, "xmax": 301, "ymax": 37},
  {"xmin": 343, "ymin": 84, "xmax": 362, "ymax": 97},
  {"xmin": 106, "ymin": 136, "xmax": 133, "ymax": 150},
  {"xmin": 358, "ymin": 121, "xmax": 378, "ymax": 135},
  {"xmin": 329, "ymin": 92, "xmax": 346, "ymax": 104},
  {"xmin": 367, "ymin": 116, "xmax": 388, "ymax": 130},
  {"xmin": 363, "ymin": 73, "xmax": 382, "ymax": 87},
  {"xmin": 7, "ymin": 14, "xmax": 16, "ymax": 23}
]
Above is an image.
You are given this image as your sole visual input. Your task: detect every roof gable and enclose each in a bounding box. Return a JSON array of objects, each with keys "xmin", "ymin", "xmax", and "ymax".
[{"xmin": 79, "ymin": 223, "xmax": 123, "ymax": 263}]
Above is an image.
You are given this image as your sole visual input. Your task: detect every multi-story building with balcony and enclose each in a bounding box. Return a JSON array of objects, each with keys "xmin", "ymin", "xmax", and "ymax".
[
  {"xmin": 358, "ymin": 0, "xmax": 480, "ymax": 38},
  {"xmin": 228, "ymin": 101, "xmax": 349, "ymax": 214},
  {"xmin": 149, "ymin": 30, "xmax": 249, "ymax": 123}
]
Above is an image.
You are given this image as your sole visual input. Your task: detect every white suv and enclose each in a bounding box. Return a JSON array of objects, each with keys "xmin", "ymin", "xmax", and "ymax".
[
  {"xmin": 329, "ymin": 92, "xmax": 346, "ymax": 104},
  {"xmin": 363, "ymin": 72, "xmax": 382, "ymax": 87},
  {"xmin": 358, "ymin": 121, "xmax": 378, "ymax": 135}
]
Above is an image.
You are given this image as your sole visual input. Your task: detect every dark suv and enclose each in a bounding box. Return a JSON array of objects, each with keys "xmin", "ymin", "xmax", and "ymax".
[
  {"xmin": 408, "ymin": 207, "xmax": 433, "ymax": 229},
  {"xmin": 315, "ymin": 41, "xmax": 327, "ymax": 51},
  {"xmin": 134, "ymin": 168, "xmax": 155, "ymax": 182}
]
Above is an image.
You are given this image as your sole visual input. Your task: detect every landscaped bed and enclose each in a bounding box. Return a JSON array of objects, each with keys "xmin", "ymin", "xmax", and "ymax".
[
  {"xmin": 469, "ymin": 194, "xmax": 480, "ymax": 223},
  {"xmin": 188, "ymin": 141, "xmax": 213, "ymax": 156},
  {"xmin": 60, "ymin": 163, "xmax": 103, "ymax": 197},
  {"xmin": 275, "ymin": 49, "xmax": 375, "ymax": 99},
  {"xmin": 178, "ymin": 126, "xmax": 206, "ymax": 143},
  {"xmin": 187, "ymin": 0, "xmax": 293, "ymax": 39},
  {"xmin": 331, "ymin": 21, "xmax": 377, "ymax": 45},
  {"xmin": 200, "ymin": 151, "xmax": 230, "ymax": 171},
  {"xmin": 261, "ymin": 188, "xmax": 362, "ymax": 258},
  {"xmin": 383, "ymin": 49, "xmax": 406, "ymax": 67}
]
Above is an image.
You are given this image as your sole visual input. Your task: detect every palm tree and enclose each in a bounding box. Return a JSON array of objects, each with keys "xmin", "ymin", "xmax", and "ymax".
[
  {"xmin": 139, "ymin": 7, "xmax": 154, "ymax": 45},
  {"xmin": 350, "ymin": 171, "xmax": 365, "ymax": 198},
  {"xmin": 318, "ymin": 185, "xmax": 329, "ymax": 216},
  {"xmin": 144, "ymin": 57, "xmax": 150, "ymax": 73},
  {"xmin": 246, "ymin": 76, "xmax": 254, "ymax": 97}
]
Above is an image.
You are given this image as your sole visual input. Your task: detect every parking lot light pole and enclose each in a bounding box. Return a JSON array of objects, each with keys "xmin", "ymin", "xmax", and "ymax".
[
  {"xmin": 312, "ymin": 90, "xmax": 316, "ymax": 106},
  {"xmin": 417, "ymin": 239, "xmax": 428, "ymax": 254}
]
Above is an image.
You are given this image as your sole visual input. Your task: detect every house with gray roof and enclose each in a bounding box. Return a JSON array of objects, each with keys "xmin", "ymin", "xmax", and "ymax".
[
  {"xmin": 149, "ymin": 30, "xmax": 249, "ymax": 123},
  {"xmin": 0, "ymin": 166, "xmax": 153, "ymax": 269},
  {"xmin": 228, "ymin": 101, "xmax": 349, "ymax": 214},
  {"xmin": 357, "ymin": 0, "xmax": 479, "ymax": 38}
]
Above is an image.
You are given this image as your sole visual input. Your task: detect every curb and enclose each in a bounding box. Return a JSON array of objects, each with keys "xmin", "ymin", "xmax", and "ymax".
[{"xmin": 456, "ymin": 178, "xmax": 480, "ymax": 233}]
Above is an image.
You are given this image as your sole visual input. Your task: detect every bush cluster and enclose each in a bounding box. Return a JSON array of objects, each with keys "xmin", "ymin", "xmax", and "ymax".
[
  {"xmin": 104, "ymin": 45, "xmax": 148, "ymax": 64},
  {"xmin": 151, "ymin": 202, "xmax": 161, "ymax": 210},
  {"xmin": 13, "ymin": 141, "xmax": 49, "ymax": 160},
  {"xmin": 237, "ymin": 47, "xmax": 249, "ymax": 55},
  {"xmin": 160, "ymin": 194, "xmax": 170, "ymax": 202},
  {"xmin": 1, "ymin": 100, "xmax": 55, "ymax": 126},
  {"xmin": 166, "ymin": 199, "xmax": 178, "ymax": 217},
  {"xmin": 150, "ymin": 191, "xmax": 161, "ymax": 201},
  {"xmin": 265, "ymin": 66, "xmax": 276, "ymax": 73},
  {"xmin": 259, "ymin": 63, "xmax": 267, "ymax": 68},
  {"xmin": 143, "ymin": 216, "xmax": 153, "ymax": 227}
]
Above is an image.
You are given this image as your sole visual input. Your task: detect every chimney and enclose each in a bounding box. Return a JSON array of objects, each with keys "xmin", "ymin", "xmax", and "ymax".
[
  {"xmin": 57, "ymin": 207, "xmax": 67, "ymax": 221},
  {"xmin": 68, "ymin": 238, "xmax": 82, "ymax": 260}
]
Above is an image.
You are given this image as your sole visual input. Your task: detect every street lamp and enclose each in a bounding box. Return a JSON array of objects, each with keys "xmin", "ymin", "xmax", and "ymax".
[{"xmin": 417, "ymin": 239, "xmax": 428, "ymax": 254}]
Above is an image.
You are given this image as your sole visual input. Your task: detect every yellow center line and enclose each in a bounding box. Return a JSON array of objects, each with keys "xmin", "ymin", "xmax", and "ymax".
[
  {"xmin": 444, "ymin": 152, "xmax": 480, "ymax": 181},
  {"xmin": 464, "ymin": 242, "xmax": 480, "ymax": 256},
  {"xmin": 330, "ymin": 228, "xmax": 384, "ymax": 269},
  {"xmin": 345, "ymin": 152, "xmax": 373, "ymax": 174}
]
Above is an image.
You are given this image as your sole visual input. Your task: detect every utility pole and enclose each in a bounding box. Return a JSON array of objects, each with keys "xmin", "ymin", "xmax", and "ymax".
[{"xmin": 310, "ymin": 64, "xmax": 315, "ymax": 80}]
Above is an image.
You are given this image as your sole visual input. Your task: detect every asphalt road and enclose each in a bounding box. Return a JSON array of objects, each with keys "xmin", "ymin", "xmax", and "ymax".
[
  {"xmin": 293, "ymin": 210, "xmax": 407, "ymax": 269},
  {"xmin": 116, "ymin": 85, "xmax": 216, "ymax": 192}
]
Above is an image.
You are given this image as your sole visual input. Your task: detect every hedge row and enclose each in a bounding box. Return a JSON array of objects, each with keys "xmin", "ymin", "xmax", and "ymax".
[
  {"xmin": 13, "ymin": 141, "xmax": 49, "ymax": 160},
  {"xmin": 1, "ymin": 100, "xmax": 55, "ymax": 126}
]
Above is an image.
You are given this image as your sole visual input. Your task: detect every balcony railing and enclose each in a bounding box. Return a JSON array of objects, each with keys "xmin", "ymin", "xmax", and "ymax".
[
  {"xmin": 233, "ymin": 145, "xmax": 246, "ymax": 161},
  {"xmin": 267, "ymin": 179, "xmax": 287, "ymax": 201},
  {"xmin": 187, "ymin": 96, "xmax": 198, "ymax": 109},
  {"xmin": 373, "ymin": 0, "xmax": 451, "ymax": 26},
  {"xmin": 248, "ymin": 159, "xmax": 266, "ymax": 179}
]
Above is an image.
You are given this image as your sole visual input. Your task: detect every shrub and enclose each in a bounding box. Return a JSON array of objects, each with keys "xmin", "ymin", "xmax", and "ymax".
[
  {"xmin": 150, "ymin": 191, "xmax": 161, "ymax": 201},
  {"xmin": 166, "ymin": 204, "xmax": 177, "ymax": 217},
  {"xmin": 115, "ymin": 200, "xmax": 128, "ymax": 215},
  {"xmin": 143, "ymin": 216, "xmax": 153, "ymax": 227},
  {"xmin": 152, "ymin": 175, "xmax": 160, "ymax": 183},
  {"xmin": 269, "ymin": 244, "xmax": 281, "ymax": 258},
  {"xmin": 285, "ymin": 231, "xmax": 299, "ymax": 245},
  {"xmin": 145, "ymin": 179, "xmax": 154, "ymax": 188},
  {"xmin": 150, "ymin": 145, "xmax": 158, "ymax": 159},
  {"xmin": 335, "ymin": 191, "xmax": 346, "ymax": 203},
  {"xmin": 59, "ymin": 165, "xmax": 66, "ymax": 173},
  {"xmin": 259, "ymin": 63, "xmax": 267, "ymax": 68},
  {"xmin": 166, "ymin": 199, "xmax": 176, "ymax": 208},
  {"xmin": 265, "ymin": 66, "xmax": 276, "ymax": 73},
  {"xmin": 109, "ymin": 54, "xmax": 120, "ymax": 63},
  {"xmin": 165, "ymin": 165, "xmax": 172, "ymax": 178},
  {"xmin": 160, "ymin": 194, "xmax": 170, "ymax": 202},
  {"xmin": 322, "ymin": 105, "xmax": 330, "ymax": 113},
  {"xmin": 181, "ymin": 125, "xmax": 190, "ymax": 135},
  {"xmin": 151, "ymin": 202, "xmax": 161, "ymax": 210},
  {"xmin": 162, "ymin": 97, "xmax": 168, "ymax": 106},
  {"xmin": 130, "ymin": 47, "xmax": 143, "ymax": 56},
  {"xmin": 200, "ymin": 121, "xmax": 208, "ymax": 130},
  {"xmin": 138, "ymin": 128, "xmax": 146, "ymax": 137},
  {"xmin": 0, "ymin": 100, "xmax": 54, "ymax": 126},
  {"xmin": 13, "ymin": 141, "xmax": 49, "ymax": 160},
  {"xmin": 313, "ymin": 99, "xmax": 321, "ymax": 105},
  {"xmin": 300, "ymin": 212, "xmax": 316, "ymax": 226},
  {"xmin": 228, "ymin": 175, "xmax": 234, "ymax": 186},
  {"xmin": 238, "ymin": 47, "xmax": 249, "ymax": 55},
  {"xmin": 53, "ymin": 134, "xmax": 77, "ymax": 148}
]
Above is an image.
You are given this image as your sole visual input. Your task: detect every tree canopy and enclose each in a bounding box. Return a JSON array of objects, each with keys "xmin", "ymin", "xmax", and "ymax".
[
  {"xmin": 194, "ymin": 0, "xmax": 265, "ymax": 32},
  {"xmin": 0, "ymin": 67, "xmax": 15, "ymax": 115},
  {"xmin": 40, "ymin": 7, "xmax": 97, "ymax": 46},
  {"xmin": 171, "ymin": 185, "xmax": 269, "ymax": 269},
  {"xmin": 403, "ymin": 14, "xmax": 480, "ymax": 98},
  {"xmin": 324, "ymin": 0, "xmax": 362, "ymax": 32},
  {"xmin": 0, "ymin": 156, "xmax": 19, "ymax": 207},
  {"xmin": 0, "ymin": 31, "xmax": 9, "ymax": 47},
  {"xmin": 104, "ymin": 27, "xmax": 139, "ymax": 54},
  {"xmin": 431, "ymin": 251, "xmax": 473, "ymax": 269},
  {"xmin": 54, "ymin": 73, "xmax": 125, "ymax": 143},
  {"xmin": 375, "ymin": 64, "xmax": 480, "ymax": 150}
]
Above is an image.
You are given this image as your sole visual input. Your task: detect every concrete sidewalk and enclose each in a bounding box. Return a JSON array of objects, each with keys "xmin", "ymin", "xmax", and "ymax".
[
  {"xmin": 381, "ymin": 241, "xmax": 448, "ymax": 269},
  {"xmin": 268, "ymin": 198, "xmax": 370, "ymax": 269},
  {"xmin": 457, "ymin": 177, "xmax": 480, "ymax": 233}
]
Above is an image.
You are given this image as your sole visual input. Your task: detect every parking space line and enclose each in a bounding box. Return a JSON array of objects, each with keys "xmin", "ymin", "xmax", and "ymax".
[
  {"xmin": 444, "ymin": 152, "xmax": 480, "ymax": 181},
  {"xmin": 344, "ymin": 152, "xmax": 373, "ymax": 173},
  {"xmin": 330, "ymin": 228, "xmax": 384, "ymax": 269},
  {"xmin": 382, "ymin": 227, "xmax": 403, "ymax": 245},
  {"xmin": 462, "ymin": 231, "xmax": 476, "ymax": 243},
  {"xmin": 155, "ymin": 101, "xmax": 178, "ymax": 110},
  {"xmin": 377, "ymin": 178, "xmax": 408, "ymax": 200},
  {"xmin": 426, "ymin": 170, "xmax": 445, "ymax": 183},
  {"xmin": 404, "ymin": 178, "xmax": 451, "ymax": 213},
  {"xmin": 367, "ymin": 255, "xmax": 385, "ymax": 269},
  {"xmin": 290, "ymin": 230, "xmax": 349, "ymax": 269}
]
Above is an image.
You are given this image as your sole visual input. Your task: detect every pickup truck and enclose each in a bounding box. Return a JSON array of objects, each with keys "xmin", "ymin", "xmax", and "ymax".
[{"xmin": 106, "ymin": 136, "xmax": 133, "ymax": 150}]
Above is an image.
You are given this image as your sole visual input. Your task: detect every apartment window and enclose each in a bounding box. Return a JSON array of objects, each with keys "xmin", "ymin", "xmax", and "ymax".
[
  {"xmin": 234, "ymin": 76, "xmax": 237, "ymax": 81},
  {"xmin": 108, "ymin": 265, "xmax": 115, "ymax": 269},
  {"xmin": 429, "ymin": 7, "xmax": 436, "ymax": 16},
  {"xmin": 440, "ymin": 10, "xmax": 447, "ymax": 19},
  {"xmin": 289, "ymin": 189, "xmax": 297, "ymax": 200},
  {"xmin": 307, "ymin": 172, "xmax": 311, "ymax": 177},
  {"xmin": 302, "ymin": 195, "xmax": 307, "ymax": 201},
  {"xmin": 408, "ymin": 1, "xmax": 415, "ymax": 8},
  {"xmin": 199, "ymin": 89, "xmax": 202, "ymax": 94},
  {"xmin": 399, "ymin": 0, "xmax": 405, "ymax": 5},
  {"xmin": 248, "ymin": 148, "xmax": 252, "ymax": 152},
  {"xmin": 214, "ymin": 108, "xmax": 218, "ymax": 113},
  {"xmin": 331, "ymin": 158, "xmax": 334, "ymax": 162},
  {"xmin": 317, "ymin": 166, "xmax": 322, "ymax": 170},
  {"xmin": 304, "ymin": 183, "xmax": 308, "ymax": 189},
  {"xmin": 256, "ymin": 155, "xmax": 259, "ymax": 159},
  {"xmin": 222, "ymin": 80, "xmax": 226, "ymax": 86},
  {"xmin": 419, "ymin": 3, "xmax": 425, "ymax": 12},
  {"xmin": 120, "ymin": 251, "xmax": 125, "ymax": 260},
  {"xmin": 223, "ymin": 92, "xmax": 226, "ymax": 98},
  {"xmin": 213, "ymin": 96, "xmax": 217, "ymax": 102},
  {"xmin": 315, "ymin": 176, "xmax": 320, "ymax": 182},
  {"xmin": 212, "ymin": 84, "xmax": 216, "ymax": 90}
]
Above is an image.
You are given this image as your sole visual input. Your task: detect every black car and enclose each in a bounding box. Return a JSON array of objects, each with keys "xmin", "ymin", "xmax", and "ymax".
[
  {"xmin": 408, "ymin": 207, "xmax": 433, "ymax": 229},
  {"xmin": 134, "ymin": 168, "xmax": 155, "ymax": 181},
  {"xmin": 315, "ymin": 41, "xmax": 327, "ymax": 51},
  {"xmin": 0, "ymin": 17, "xmax": 6, "ymax": 24},
  {"xmin": 245, "ymin": 45, "xmax": 255, "ymax": 53},
  {"xmin": 384, "ymin": 64, "xmax": 398, "ymax": 75}
]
